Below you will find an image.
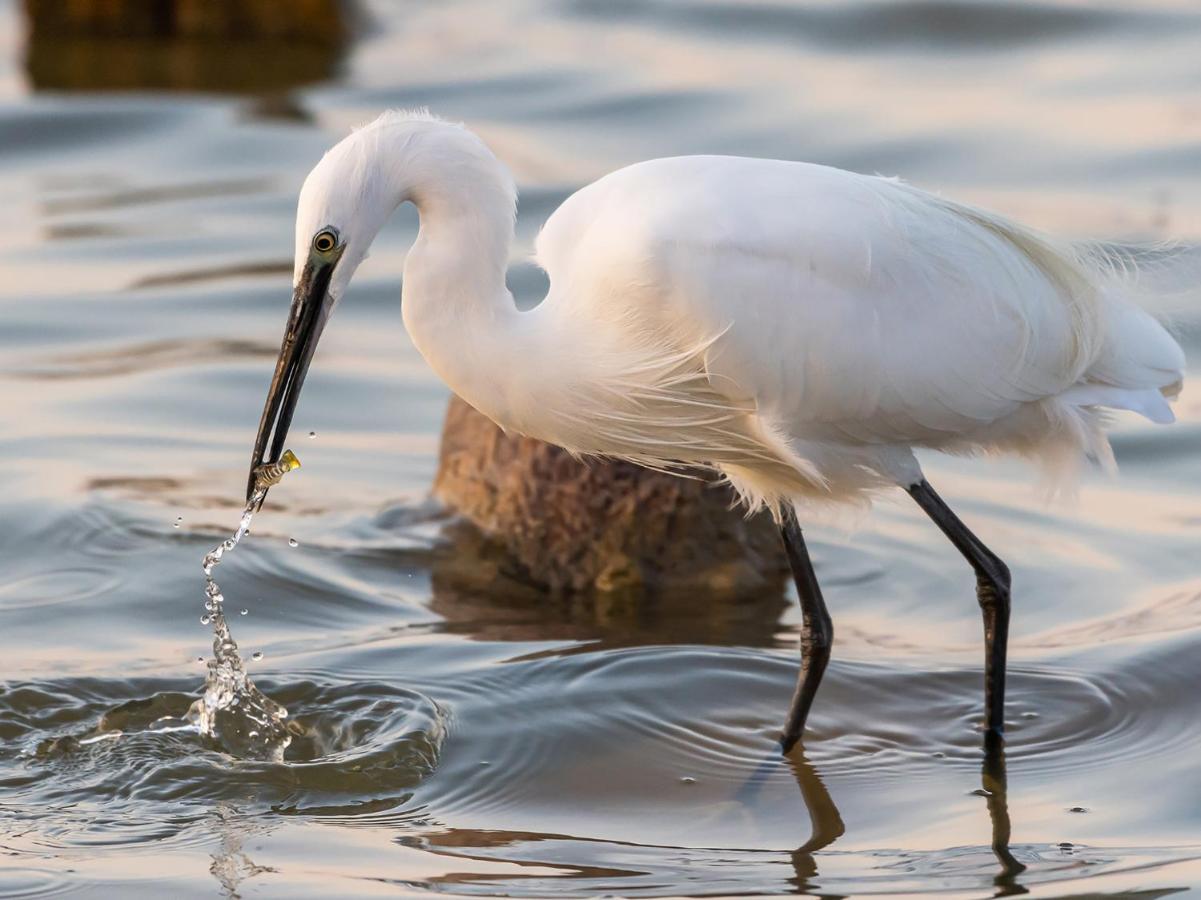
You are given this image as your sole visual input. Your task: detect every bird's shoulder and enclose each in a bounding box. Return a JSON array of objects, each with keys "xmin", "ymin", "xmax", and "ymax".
[{"xmin": 534, "ymin": 155, "xmax": 889, "ymax": 278}]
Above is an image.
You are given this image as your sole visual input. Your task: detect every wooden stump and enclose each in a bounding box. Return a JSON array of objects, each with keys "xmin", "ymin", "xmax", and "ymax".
[
  {"xmin": 22, "ymin": 0, "xmax": 349, "ymax": 42},
  {"xmin": 22, "ymin": 0, "xmax": 350, "ymax": 95},
  {"xmin": 433, "ymin": 396, "xmax": 788, "ymax": 598}
]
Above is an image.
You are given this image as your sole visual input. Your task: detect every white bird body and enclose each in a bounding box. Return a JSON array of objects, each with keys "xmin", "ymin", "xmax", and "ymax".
[
  {"xmin": 295, "ymin": 111, "xmax": 1185, "ymax": 516},
  {"xmin": 262, "ymin": 109, "xmax": 1187, "ymax": 750}
]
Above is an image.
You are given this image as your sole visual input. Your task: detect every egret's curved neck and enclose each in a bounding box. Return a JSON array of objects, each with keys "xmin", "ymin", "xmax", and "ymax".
[{"xmin": 391, "ymin": 126, "xmax": 528, "ymax": 428}]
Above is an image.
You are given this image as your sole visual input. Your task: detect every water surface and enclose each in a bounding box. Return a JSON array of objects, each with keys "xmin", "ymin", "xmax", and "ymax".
[{"xmin": 1, "ymin": 0, "xmax": 1200, "ymax": 895}]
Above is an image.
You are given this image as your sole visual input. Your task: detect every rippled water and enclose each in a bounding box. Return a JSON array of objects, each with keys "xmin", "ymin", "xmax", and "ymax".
[{"xmin": 1, "ymin": 0, "xmax": 1200, "ymax": 895}]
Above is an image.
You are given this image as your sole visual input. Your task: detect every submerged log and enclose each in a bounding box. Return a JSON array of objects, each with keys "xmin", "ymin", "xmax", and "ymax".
[{"xmin": 433, "ymin": 396, "xmax": 789, "ymax": 598}]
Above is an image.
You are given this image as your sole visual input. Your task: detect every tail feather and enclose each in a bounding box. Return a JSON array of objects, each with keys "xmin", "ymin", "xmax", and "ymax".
[
  {"xmin": 1059, "ymin": 383, "xmax": 1175, "ymax": 425},
  {"xmin": 1086, "ymin": 292, "xmax": 1186, "ymax": 395}
]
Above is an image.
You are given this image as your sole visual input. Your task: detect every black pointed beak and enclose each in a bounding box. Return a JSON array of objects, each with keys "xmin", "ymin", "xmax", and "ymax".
[{"xmin": 247, "ymin": 256, "xmax": 337, "ymax": 502}]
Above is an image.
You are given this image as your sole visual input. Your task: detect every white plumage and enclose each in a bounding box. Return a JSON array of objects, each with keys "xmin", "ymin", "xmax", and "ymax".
[
  {"xmin": 293, "ymin": 110, "xmax": 1184, "ymax": 518},
  {"xmin": 259, "ymin": 109, "xmax": 1187, "ymax": 750}
]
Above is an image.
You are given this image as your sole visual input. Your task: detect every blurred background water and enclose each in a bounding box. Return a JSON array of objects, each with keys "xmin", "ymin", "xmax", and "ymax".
[{"xmin": 1, "ymin": 0, "xmax": 1200, "ymax": 896}]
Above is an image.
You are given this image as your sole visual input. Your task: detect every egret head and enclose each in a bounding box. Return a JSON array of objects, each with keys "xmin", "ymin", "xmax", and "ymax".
[
  {"xmin": 248, "ymin": 111, "xmax": 515, "ymax": 500},
  {"xmin": 246, "ymin": 126, "xmax": 391, "ymax": 502},
  {"xmin": 246, "ymin": 223, "xmax": 346, "ymax": 500}
]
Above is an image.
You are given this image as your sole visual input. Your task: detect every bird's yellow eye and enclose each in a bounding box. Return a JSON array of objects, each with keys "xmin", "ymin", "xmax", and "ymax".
[{"xmin": 313, "ymin": 230, "xmax": 338, "ymax": 254}]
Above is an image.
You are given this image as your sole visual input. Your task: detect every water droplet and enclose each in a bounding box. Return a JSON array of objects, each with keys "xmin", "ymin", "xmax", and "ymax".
[
  {"xmin": 247, "ymin": 730, "xmax": 259, "ymax": 739},
  {"xmin": 240, "ymin": 608, "xmax": 248, "ymax": 616},
  {"xmin": 1068, "ymin": 806, "xmax": 1089, "ymax": 814},
  {"xmin": 172, "ymin": 521, "xmax": 181, "ymax": 529},
  {"xmin": 204, "ymin": 600, "xmax": 214, "ymax": 612},
  {"xmin": 679, "ymin": 776, "xmax": 697, "ymax": 785},
  {"xmin": 252, "ymin": 651, "xmax": 264, "ymax": 661},
  {"xmin": 197, "ymin": 656, "xmax": 205, "ymax": 664},
  {"xmin": 288, "ymin": 538, "xmax": 299, "ymax": 548},
  {"xmin": 200, "ymin": 615, "xmax": 211, "ymax": 625},
  {"xmin": 932, "ymin": 751, "xmax": 947, "ymax": 759},
  {"xmin": 308, "ymin": 431, "xmax": 316, "ymax": 439}
]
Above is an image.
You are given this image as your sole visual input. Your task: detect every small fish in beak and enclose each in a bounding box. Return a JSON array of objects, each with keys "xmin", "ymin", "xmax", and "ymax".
[{"xmin": 253, "ymin": 449, "xmax": 301, "ymax": 490}]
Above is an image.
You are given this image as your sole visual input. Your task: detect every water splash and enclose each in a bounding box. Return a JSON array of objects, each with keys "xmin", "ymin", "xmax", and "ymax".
[{"xmin": 186, "ymin": 453, "xmax": 300, "ymax": 761}]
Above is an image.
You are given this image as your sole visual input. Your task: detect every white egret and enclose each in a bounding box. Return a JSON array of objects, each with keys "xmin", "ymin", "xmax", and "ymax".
[{"xmin": 250, "ymin": 110, "xmax": 1185, "ymax": 752}]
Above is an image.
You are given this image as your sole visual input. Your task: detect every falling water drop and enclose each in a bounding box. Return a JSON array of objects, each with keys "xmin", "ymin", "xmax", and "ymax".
[
  {"xmin": 200, "ymin": 615, "xmax": 211, "ymax": 625},
  {"xmin": 308, "ymin": 431, "xmax": 316, "ymax": 438},
  {"xmin": 288, "ymin": 538, "xmax": 299, "ymax": 548},
  {"xmin": 252, "ymin": 651, "xmax": 264, "ymax": 661},
  {"xmin": 189, "ymin": 456, "xmax": 299, "ymax": 761},
  {"xmin": 240, "ymin": 608, "xmax": 248, "ymax": 616}
]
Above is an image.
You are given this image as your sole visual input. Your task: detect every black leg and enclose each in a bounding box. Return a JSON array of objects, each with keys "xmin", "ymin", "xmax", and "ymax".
[
  {"xmin": 907, "ymin": 479, "xmax": 1012, "ymax": 745},
  {"xmin": 779, "ymin": 516, "xmax": 834, "ymax": 754}
]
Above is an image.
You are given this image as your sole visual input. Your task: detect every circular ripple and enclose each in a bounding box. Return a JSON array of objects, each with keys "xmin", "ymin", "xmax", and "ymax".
[
  {"xmin": 417, "ymin": 637, "xmax": 1201, "ymax": 826},
  {"xmin": 3, "ymin": 676, "xmax": 447, "ymax": 849},
  {"xmin": 0, "ymin": 567, "xmax": 120, "ymax": 611},
  {"xmin": 0, "ymin": 868, "xmax": 73, "ymax": 899}
]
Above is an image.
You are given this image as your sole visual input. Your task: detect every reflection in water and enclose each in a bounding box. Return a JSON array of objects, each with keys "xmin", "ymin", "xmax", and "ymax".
[
  {"xmin": 208, "ymin": 803, "xmax": 277, "ymax": 900},
  {"xmin": 735, "ymin": 748, "xmax": 847, "ymax": 892},
  {"xmin": 403, "ymin": 740, "xmax": 1043, "ymax": 896},
  {"xmin": 741, "ymin": 744, "xmax": 1025, "ymax": 895},
  {"xmin": 788, "ymin": 750, "xmax": 846, "ymax": 889},
  {"xmin": 982, "ymin": 742, "xmax": 1028, "ymax": 897},
  {"xmin": 428, "ymin": 519, "xmax": 791, "ymax": 650}
]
